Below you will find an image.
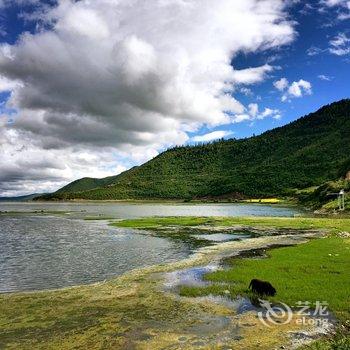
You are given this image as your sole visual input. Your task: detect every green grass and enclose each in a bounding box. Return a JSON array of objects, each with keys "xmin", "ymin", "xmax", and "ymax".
[
  {"xmin": 112, "ymin": 216, "xmax": 218, "ymax": 228},
  {"xmin": 84, "ymin": 216, "xmax": 115, "ymax": 220},
  {"xmin": 180, "ymin": 236, "xmax": 350, "ymax": 323},
  {"xmin": 112, "ymin": 215, "xmax": 350, "ymax": 232},
  {"xmin": 113, "ymin": 216, "xmax": 350, "ymax": 348}
]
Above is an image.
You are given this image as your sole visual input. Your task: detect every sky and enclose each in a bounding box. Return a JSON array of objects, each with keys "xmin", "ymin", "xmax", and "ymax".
[{"xmin": 0, "ymin": 0, "xmax": 349, "ymax": 196}]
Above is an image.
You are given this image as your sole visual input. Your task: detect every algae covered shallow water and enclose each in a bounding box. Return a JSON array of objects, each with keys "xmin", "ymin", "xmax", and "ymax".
[
  {"xmin": 1, "ymin": 213, "xmax": 349, "ymax": 350},
  {"xmin": 0, "ymin": 202, "xmax": 301, "ymax": 293}
]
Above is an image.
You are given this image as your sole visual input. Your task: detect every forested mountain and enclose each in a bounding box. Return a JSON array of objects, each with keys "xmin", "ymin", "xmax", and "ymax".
[
  {"xmin": 38, "ymin": 99, "xmax": 350, "ymax": 201},
  {"xmin": 0, "ymin": 193, "xmax": 46, "ymax": 202}
]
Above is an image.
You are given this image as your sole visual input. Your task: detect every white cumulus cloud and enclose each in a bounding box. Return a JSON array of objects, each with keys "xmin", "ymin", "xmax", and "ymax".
[
  {"xmin": 273, "ymin": 77, "xmax": 289, "ymax": 91},
  {"xmin": 274, "ymin": 78, "xmax": 312, "ymax": 102},
  {"xmin": 0, "ymin": 0, "xmax": 296, "ymax": 195}
]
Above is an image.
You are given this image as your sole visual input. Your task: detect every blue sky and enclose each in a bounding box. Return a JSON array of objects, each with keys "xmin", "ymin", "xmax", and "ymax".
[
  {"xmin": 188, "ymin": 1, "xmax": 350, "ymax": 141},
  {"xmin": 0, "ymin": 0, "xmax": 349, "ymax": 195}
]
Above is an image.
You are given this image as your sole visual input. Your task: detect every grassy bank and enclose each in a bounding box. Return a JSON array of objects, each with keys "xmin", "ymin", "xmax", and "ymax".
[
  {"xmin": 113, "ymin": 216, "xmax": 350, "ymax": 349},
  {"xmin": 115, "ymin": 216, "xmax": 350, "ymax": 319},
  {"xmin": 1, "ymin": 215, "xmax": 350, "ymax": 349},
  {"xmin": 114, "ymin": 216, "xmax": 350, "ymax": 321},
  {"xmin": 180, "ymin": 236, "xmax": 350, "ymax": 323},
  {"xmin": 112, "ymin": 215, "xmax": 350, "ymax": 232}
]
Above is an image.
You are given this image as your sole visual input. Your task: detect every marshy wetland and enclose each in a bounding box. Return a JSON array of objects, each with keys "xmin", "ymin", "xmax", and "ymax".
[
  {"xmin": 0, "ymin": 202, "xmax": 299, "ymax": 293},
  {"xmin": 0, "ymin": 202, "xmax": 349, "ymax": 349}
]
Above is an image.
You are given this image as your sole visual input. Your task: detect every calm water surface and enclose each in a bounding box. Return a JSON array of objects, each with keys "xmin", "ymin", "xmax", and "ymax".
[
  {"xmin": 0, "ymin": 215, "xmax": 191, "ymax": 293},
  {"xmin": 0, "ymin": 201, "xmax": 301, "ymax": 218},
  {"xmin": 0, "ymin": 202, "xmax": 301, "ymax": 293}
]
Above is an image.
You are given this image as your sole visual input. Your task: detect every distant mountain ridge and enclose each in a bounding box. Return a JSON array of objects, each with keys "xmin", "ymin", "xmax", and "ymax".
[
  {"xmin": 0, "ymin": 193, "xmax": 46, "ymax": 202},
  {"xmin": 38, "ymin": 99, "xmax": 350, "ymax": 201}
]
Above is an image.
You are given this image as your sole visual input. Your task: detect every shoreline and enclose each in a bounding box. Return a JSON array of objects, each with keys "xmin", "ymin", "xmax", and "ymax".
[
  {"xmin": 1, "ymin": 214, "xmax": 349, "ymax": 349},
  {"xmin": 1, "ymin": 229, "xmax": 324, "ymax": 297},
  {"xmin": 0, "ymin": 226, "xmax": 333, "ymax": 349},
  {"xmin": 4, "ymin": 198, "xmax": 296, "ymax": 206}
]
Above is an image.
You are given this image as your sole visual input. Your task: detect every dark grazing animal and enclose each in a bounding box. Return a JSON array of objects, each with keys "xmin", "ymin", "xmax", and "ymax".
[{"xmin": 249, "ymin": 279, "xmax": 276, "ymax": 296}]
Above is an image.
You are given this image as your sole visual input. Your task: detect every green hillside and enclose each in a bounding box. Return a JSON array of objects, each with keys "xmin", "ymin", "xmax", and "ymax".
[
  {"xmin": 38, "ymin": 99, "xmax": 350, "ymax": 201},
  {"xmin": 55, "ymin": 176, "xmax": 117, "ymax": 194}
]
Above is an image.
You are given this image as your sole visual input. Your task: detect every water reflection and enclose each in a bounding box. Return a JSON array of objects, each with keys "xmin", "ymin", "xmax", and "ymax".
[{"xmin": 0, "ymin": 216, "xmax": 190, "ymax": 293}]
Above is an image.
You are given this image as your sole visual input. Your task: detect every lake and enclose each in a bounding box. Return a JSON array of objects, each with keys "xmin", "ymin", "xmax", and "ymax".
[
  {"xmin": 0, "ymin": 202, "xmax": 301, "ymax": 293},
  {"xmin": 0, "ymin": 201, "xmax": 301, "ymax": 218}
]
